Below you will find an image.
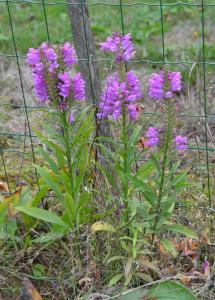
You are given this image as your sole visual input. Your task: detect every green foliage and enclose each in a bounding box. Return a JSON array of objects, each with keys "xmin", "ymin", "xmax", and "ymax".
[
  {"xmin": 15, "ymin": 108, "xmax": 94, "ymax": 250},
  {"xmin": 115, "ymin": 280, "xmax": 197, "ymax": 300},
  {"xmin": 147, "ymin": 280, "xmax": 197, "ymax": 300}
]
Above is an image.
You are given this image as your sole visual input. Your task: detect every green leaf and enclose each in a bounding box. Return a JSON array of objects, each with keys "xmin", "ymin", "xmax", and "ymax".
[
  {"xmin": 136, "ymin": 158, "xmax": 156, "ymax": 178},
  {"xmin": 160, "ymin": 238, "xmax": 177, "ymax": 257},
  {"xmin": 136, "ymin": 272, "xmax": 153, "ymax": 282},
  {"xmin": 34, "ymin": 130, "xmax": 66, "ymax": 168},
  {"xmin": 107, "ymin": 256, "xmax": 124, "ymax": 264},
  {"xmin": 16, "ymin": 207, "xmax": 67, "ymax": 227},
  {"xmin": 37, "ymin": 147, "xmax": 59, "ymax": 175},
  {"xmin": 78, "ymin": 192, "xmax": 91, "ymax": 209},
  {"xmin": 0, "ymin": 219, "xmax": 17, "ymax": 240},
  {"xmin": 36, "ymin": 166, "xmax": 64, "ymax": 202},
  {"xmin": 161, "ymin": 224, "xmax": 197, "ymax": 239},
  {"xmin": 147, "ymin": 280, "xmax": 197, "ymax": 300},
  {"xmin": 32, "ymin": 232, "xmax": 64, "ymax": 243},
  {"xmin": 32, "ymin": 263, "xmax": 45, "ymax": 278},
  {"xmin": 129, "ymin": 125, "xmax": 141, "ymax": 145},
  {"xmin": 108, "ymin": 273, "xmax": 124, "ymax": 287},
  {"xmin": 31, "ymin": 186, "xmax": 49, "ymax": 207}
]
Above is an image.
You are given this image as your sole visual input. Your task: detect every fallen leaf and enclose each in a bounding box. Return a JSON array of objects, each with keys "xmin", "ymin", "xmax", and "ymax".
[
  {"xmin": 176, "ymin": 272, "xmax": 191, "ymax": 286},
  {"xmin": 8, "ymin": 203, "xmax": 15, "ymax": 218},
  {"xmin": 90, "ymin": 221, "xmax": 116, "ymax": 233},
  {"xmin": 201, "ymin": 233, "xmax": 210, "ymax": 245},
  {"xmin": 0, "ymin": 181, "xmax": 9, "ymax": 193},
  {"xmin": 78, "ymin": 277, "xmax": 93, "ymax": 287},
  {"xmin": 19, "ymin": 278, "xmax": 43, "ymax": 300}
]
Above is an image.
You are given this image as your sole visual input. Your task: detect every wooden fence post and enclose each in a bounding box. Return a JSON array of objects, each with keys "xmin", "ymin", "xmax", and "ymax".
[{"xmin": 67, "ymin": 0, "xmax": 110, "ymax": 138}]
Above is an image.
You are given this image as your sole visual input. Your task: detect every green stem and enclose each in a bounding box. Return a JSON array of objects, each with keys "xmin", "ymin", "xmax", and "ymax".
[
  {"xmin": 61, "ymin": 110, "xmax": 73, "ymax": 194},
  {"xmin": 59, "ymin": 109, "xmax": 81, "ymax": 259},
  {"xmin": 119, "ymin": 62, "xmax": 130, "ymax": 226},
  {"xmin": 122, "ymin": 104, "xmax": 129, "ymax": 201},
  {"xmin": 151, "ymin": 98, "xmax": 174, "ymax": 245}
]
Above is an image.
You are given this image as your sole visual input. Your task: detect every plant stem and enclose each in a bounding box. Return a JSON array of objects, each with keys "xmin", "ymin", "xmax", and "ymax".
[
  {"xmin": 151, "ymin": 98, "xmax": 174, "ymax": 245},
  {"xmin": 61, "ymin": 110, "xmax": 73, "ymax": 194},
  {"xmin": 59, "ymin": 110, "xmax": 81, "ymax": 259},
  {"xmin": 119, "ymin": 62, "xmax": 130, "ymax": 227}
]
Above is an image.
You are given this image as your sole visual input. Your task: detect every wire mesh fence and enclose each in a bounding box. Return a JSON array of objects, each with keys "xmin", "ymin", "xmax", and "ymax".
[{"xmin": 0, "ymin": 0, "xmax": 215, "ymax": 212}]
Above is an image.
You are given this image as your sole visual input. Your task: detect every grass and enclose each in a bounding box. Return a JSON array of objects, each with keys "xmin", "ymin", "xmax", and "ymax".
[{"xmin": 1, "ymin": 0, "xmax": 215, "ymax": 63}]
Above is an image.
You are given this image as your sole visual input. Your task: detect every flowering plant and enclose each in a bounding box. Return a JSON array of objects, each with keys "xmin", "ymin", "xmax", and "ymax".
[
  {"xmin": 21, "ymin": 34, "xmax": 196, "ymax": 291},
  {"xmin": 23, "ymin": 42, "xmax": 94, "ymax": 258},
  {"xmin": 27, "ymin": 42, "xmax": 85, "ymax": 123}
]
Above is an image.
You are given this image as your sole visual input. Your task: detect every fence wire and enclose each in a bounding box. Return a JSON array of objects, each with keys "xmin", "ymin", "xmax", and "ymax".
[{"xmin": 0, "ymin": 0, "xmax": 214, "ymax": 210}]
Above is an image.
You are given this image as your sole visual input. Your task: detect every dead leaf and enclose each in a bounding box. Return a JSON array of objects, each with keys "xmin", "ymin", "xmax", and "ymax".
[
  {"xmin": 201, "ymin": 233, "xmax": 210, "ymax": 245},
  {"xmin": 19, "ymin": 278, "xmax": 43, "ymax": 300},
  {"xmin": 139, "ymin": 258, "xmax": 158, "ymax": 272},
  {"xmin": 90, "ymin": 221, "xmax": 116, "ymax": 233},
  {"xmin": 0, "ymin": 181, "xmax": 9, "ymax": 193},
  {"xmin": 90, "ymin": 261, "xmax": 101, "ymax": 281},
  {"xmin": 125, "ymin": 257, "xmax": 133, "ymax": 277},
  {"xmin": 8, "ymin": 203, "xmax": 15, "ymax": 218},
  {"xmin": 78, "ymin": 277, "xmax": 93, "ymax": 287},
  {"xmin": 137, "ymin": 136, "xmax": 151, "ymax": 150},
  {"xmin": 179, "ymin": 238, "xmax": 199, "ymax": 257},
  {"xmin": 176, "ymin": 272, "xmax": 191, "ymax": 286}
]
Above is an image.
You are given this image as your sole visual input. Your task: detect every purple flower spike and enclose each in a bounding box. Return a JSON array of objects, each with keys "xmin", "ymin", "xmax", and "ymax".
[
  {"xmin": 174, "ymin": 135, "xmax": 187, "ymax": 151},
  {"xmin": 97, "ymin": 70, "xmax": 141, "ymax": 120},
  {"xmin": 126, "ymin": 70, "xmax": 142, "ymax": 101},
  {"xmin": 72, "ymin": 73, "xmax": 85, "ymax": 101},
  {"xmin": 43, "ymin": 46, "xmax": 57, "ymax": 62},
  {"xmin": 148, "ymin": 72, "xmax": 165, "ymax": 100},
  {"xmin": 100, "ymin": 32, "xmax": 135, "ymax": 62},
  {"xmin": 145, "ymin": 127, "xmax": 160, "ymax": 147},
  {"xmin": 27, "ymin": 48, "xmax": 40, "ymax": 65},
  {"xmin": 168, "ymin": 71, "xmax": 182, "ymax": 92},
  {"xmin": 32, "ymin": 63, "xmax": 49, "ymax": 102},
  {"xmin": 127, "ymin": 104, "xmax": 139, "ymax": 121},
  {"xmin": 69, "ymin": 112, "xmax": 75, "ymax": 124},
  {"xmin": 58, "ymin": 72, "xmax": 71, "ymax": 98},
  {"xmin": 97, "ymin": 73, "xmax": 120, "ymax": 119},
  {"xmin": 148, "ymin": 69, "xmax": 182, "ymax": 100},
  {"xmin": 61, "ymin": 42, "xmax": 77, "ymax": 67}
]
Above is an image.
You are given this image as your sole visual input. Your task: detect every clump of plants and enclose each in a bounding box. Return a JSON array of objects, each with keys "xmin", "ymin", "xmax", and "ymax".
[{"xmin": 1, "ymin": 32, "xmax": 212, "ymax": 299}]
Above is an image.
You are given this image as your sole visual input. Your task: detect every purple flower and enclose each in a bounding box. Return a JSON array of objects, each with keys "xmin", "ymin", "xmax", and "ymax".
[
  {"xmin": 58, "ymin": 101, "xmax": 68, "ymax": 110},
  {"xmin": 168, "ymin": 71, "xmax": 182, "ymax": 92},
  {"xmin": 126, "ymin": 70, "xmax": 142, "ymax": 101},
  {"xmin": 72, "ymin": 73, "xmax": 85, "ymax": 101},
  {"xmin": 100, "ymin": 32, "xmax": 135, "ymax": 61},
  {"xmin": 49, "ymin": 61, "xmax": 59, "ymax": 73},
  {"xmin": 97, "ymin": 73, "xmax": 121, "ymax": 119},
  {"xmin": 61, "ymin": 42, "xmax": 77, "ymax": 67},
  {"xmin": 148, "ymin": 71, "xmax": 165, "ymax": 100},
  {"xmin": 127, "ymin": 104, "xmax": 139, "ymax": 121},
  {"xmin": 58, "ymin": 72, "xmax": 71, "ymax": 98},
  {"xmin": 27, "ymin": 42, "xmax": 85, "ymax": 107},
  {"xmin": 174, "ymin": 135, "xmax": 187, "ymax": 151},
  {"xmin": 145, "ymin": 127, "xmax": 160, "ymax": 147},
  {"xmin": 27, "ymin": 48, "xmax": 40, "ymax": 65},
  {"xmin": 202, "ymin": 258, "xmax": 210, "ymax": 273},
  {"xmin": 69, "ymin": 112, "xmax": 75, "ymax": 124},
  {"xmin": 32, "ymin": 63, "xmax": 49, "ymax": 102},
  {"xmin": 97, "ymin": 70, "xmax": 141, "ymax": 120},
  {"xmin": 43, "ymin": 46, "xmax": 57, "ymax": 62},
  {"xmin": 148, "ymin": 69, "xmax": 182, "ymax": 100}
]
